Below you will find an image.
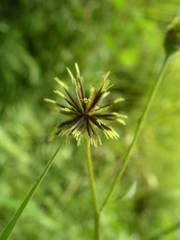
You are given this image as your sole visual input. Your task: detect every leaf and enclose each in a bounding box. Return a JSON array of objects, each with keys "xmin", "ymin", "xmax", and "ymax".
[
  {"xmin": 122, "ymin": 181, "xmax": 137, "ymax": 200},
  {"xmin": 112, "ymin": 181, "xmax": 138, "ymax": 204}
]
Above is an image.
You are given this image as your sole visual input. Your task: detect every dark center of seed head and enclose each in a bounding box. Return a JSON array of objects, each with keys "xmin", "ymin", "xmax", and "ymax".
[{"xmin": 83, "ymin": 112, "xmax": 89, "ymax": 119}]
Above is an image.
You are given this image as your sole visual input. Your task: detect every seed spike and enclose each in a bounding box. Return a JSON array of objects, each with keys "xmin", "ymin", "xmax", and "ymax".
[
  {"xmin": 54, "ymin": 77, "xmax": 68, "ymax": 90},
  {"xmin": 53, "ymin": 90, "xmax": 66, "ymax": 99},
  {"xmin": 44, "ymin": 98, "xmax": 56, "ymax": 104},
  {"xmin": 117, "ymin": 118, "xmax": 126, "ymax": 125},
  {"xmin": 66, "ymin": 67, "xmax": 76, "ymax": 86},
  {"xmin": 114, "ymin": 97, "xmax": 125, "ymax": 104},
  {"xmin": 103, "ymin": 71, "xmax": 110, "ymax": 81},
  {"xmin": 75, "ymin": 86, "xmax": 84, "ymax": 111},
  {"xmin": 112, "ymin": 112, "xmax": 128, "ymax": 119},
  {"xmin": 102, "ymin": 72, "xmax": 111, "ymax": 89},
  {"xmin": 75, "ymin": 62, "xmax": 80, "ymax": 78},
  {"xmin": 102, "ymin": 91, "xmax": 110, "ymax": 99}
]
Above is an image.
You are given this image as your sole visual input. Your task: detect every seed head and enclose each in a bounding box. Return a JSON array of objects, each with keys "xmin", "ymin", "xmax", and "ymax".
[
  {"xmin": 44, "ymin": 63, "xmax": 127, "ymax": 146},
  {"xmin": 164, "ymin": 17, "xmax": 180, "ymax": 57}
]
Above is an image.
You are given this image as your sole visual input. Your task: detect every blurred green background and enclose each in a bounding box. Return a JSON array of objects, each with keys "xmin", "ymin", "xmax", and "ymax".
[{"xmin": 0, "ymin": 0, "xmax": 180, "ymax": 239}]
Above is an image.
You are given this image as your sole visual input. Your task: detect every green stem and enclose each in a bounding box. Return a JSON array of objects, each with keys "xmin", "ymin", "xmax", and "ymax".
[
  {"xmin": 85, "ymin": 138, "xmax": 100, "ymax": 240},
  {"xmin": 146, "ymin": 221, "xmax": 180, "ymax": 240},
  {"xmin": 0, "ymin": 144, "xmax": 62, "ymax": 240},
  {"xmin": 100, "ymin": 56, "xmax": 169, "ymax": 211}
]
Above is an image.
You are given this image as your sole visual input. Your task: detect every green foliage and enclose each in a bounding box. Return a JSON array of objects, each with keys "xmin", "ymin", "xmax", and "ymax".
[{"xmin": 0, "ymin": 0, "xmax": 180, "ymax": 239}]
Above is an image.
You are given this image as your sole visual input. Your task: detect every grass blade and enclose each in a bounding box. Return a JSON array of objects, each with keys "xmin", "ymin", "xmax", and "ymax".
[{"xmin": 0, "ymin": 144, "xmax": 62, "ymax": 240}]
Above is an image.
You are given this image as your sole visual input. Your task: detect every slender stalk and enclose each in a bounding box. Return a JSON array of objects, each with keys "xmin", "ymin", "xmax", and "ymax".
[
  {"xmin": 100, "ymin": 56, "xmax": 169, "ymax": 211},
  {"xmin": 85, "ymin": 138, "xmax": 100, "ymax": 240},
  {"xmin": 146, "ymin": 221, "xmax": 180, "ymax": 240},
  {"xmin": 0, "ymin": 143, "xmax": 62, "ymax": 240}
]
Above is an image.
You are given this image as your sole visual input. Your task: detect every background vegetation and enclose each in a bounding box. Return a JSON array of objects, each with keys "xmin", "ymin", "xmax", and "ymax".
[{"xmin": 0, "ymin": 0, "xmax": 180, "ymax": 239}]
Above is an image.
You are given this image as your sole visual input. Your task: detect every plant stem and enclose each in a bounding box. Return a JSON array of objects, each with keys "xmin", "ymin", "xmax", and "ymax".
[
  {"xmin": 146, "ymin": 221, "xmax": 180, "ymax": 240},
  {"xmin": 0, "ymin": 143, "xmax": 62, "ymax": 240},
  {"xmin": 85, "ymin": 138, "xmax": 100, "ymax": 240},
  {"xmin": 100, "ymin": 56, "xmax": 169, "ymax": 211}
]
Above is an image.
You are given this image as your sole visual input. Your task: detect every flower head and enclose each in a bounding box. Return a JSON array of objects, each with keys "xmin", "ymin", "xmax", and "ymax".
[
  {"xmin": 44, "ymin": 63, "xmax": 127, "ymax": 146},
  {"xmin": 164, "ymin": 17, "xmax": 180, "ymax": 57}
]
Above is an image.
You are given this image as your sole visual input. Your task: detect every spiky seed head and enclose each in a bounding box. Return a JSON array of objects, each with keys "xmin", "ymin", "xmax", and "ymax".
[
  {"xmin": 164, "ymin": 17, "xmax": 180, "ymax": 57},
  {"xmin": 45, "ymin": 63, "xmax": 127, "ymax": 146}
]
